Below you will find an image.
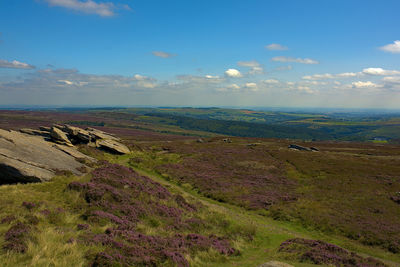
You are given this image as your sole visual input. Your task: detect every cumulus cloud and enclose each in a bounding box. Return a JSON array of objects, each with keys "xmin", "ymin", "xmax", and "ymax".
[
  {"xmin": 297, "ymin": 86, "xmax": 315, "ymax": 94},
  {"xmin": 274, "ymin": 65, "xmax": 292, "ymax": 71},
  {"xmin": 152, "ymin": 51, "xmax": 176, "ymax": 58},
  {"xmin": 1, "ymin": 68, "xmax": 160, "ymax": 92},
  {"xmin": 244, "ymin": 82, "xmax": 258, "ymax": 91},
  {"xmin": 362, "ymin": 67, "xmax": 400, "ymax": 76},
  {"xmin": 237, "ymin": 61, "xmax": 260, "ymax": 68},
  {"xmin": 379, "ymin": 40, "xmax": 400, "ymax": 54},
  {"xmin": 272, "ymin": 56, "xmax": 319, "ymax": 64},
  {"xmin": 205, "ymin": 75, "xmax": 220, "ymax": 79},
  {"xmin": 352, "ymin": 81, "xmax": 381, "ymax": 89},
  {"xmin": 302, "ymin": 72, "xmax": 358, "ymax": 80},
  {"xmin": 383, "ymin": 76, "xmax": 400, "ymax": 85},
  {"xmin": 0, "ymin": 59, "xmax": 35, "ymax": 69},
  {"xmin": 57, "ymin": 79, "xmax": 89, "ymax": 86},
  {"xmin": 265, "ymin": 43, "xmax": 288, "ymax": 51},
  {"xmin": 176, "ymin": 74, "xmax": 224, "ymax": 84},
  {"xmin": 44, "ymin": 0, "xmax": 124, "ymax": 17},
  {"xmin": 237, "ymin": 61, "xmax": 264, "ymax": 75},
  {"xmin": 224, "ymin": 68, "xmax": 242, "ymax": 78},
  {"xmin": 228, "ymin": 83, "xmax": 240, "ymax": 90},
  {"xmin": 263, "ymin": 79, "xmax": 280, "ymax": 84},
  {"xmin": 302, "ymin": 73, "xmax": 334, "ymax": 80},
  {"xmin": 336, "ymin": 72, "xmax": 357, "ymax": 78}
]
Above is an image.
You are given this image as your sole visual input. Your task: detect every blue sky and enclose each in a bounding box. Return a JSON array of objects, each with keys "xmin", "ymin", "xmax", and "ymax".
[{"xmin": 1, "ymin": 0, "xmax": 400, "ymax": 108}]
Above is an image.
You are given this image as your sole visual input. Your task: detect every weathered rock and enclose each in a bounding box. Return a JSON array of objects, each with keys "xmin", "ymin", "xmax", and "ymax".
[
  {"xmin": 0, "ymin": 129, "xmax": 91, "ymax": 184},
  {"xmin": 39, "ymin": 126, "xmax": 51, "ymax": 132},
  {"xmin": 87, "ymin": 127, "xmax": 119, "ymax": 141},
  {"xmin": 20, "ymin": 128, "xmax": 50, "ymax": 137},
  {"xmin": 53, "ymin": 144, "xmax": 95, "ymax": 162},
  {"xmin": 247, "ymin": 143, "xmax": 260, "ymax": 147},
  {"xmin": 390, "ymin": 192, "xmax": 400, "ymax": 204},
  {"xmin": 288, "ymin": 144, "xmax": 311, "ymax": 151},
  {"xmin": 50, "ymin": 127, "xmax": 73, "ymax": 147},
  {"xmin": 63, "ymin": 125, "xmax": 91, "ymax": 143},
  {"xmin": 223, "ymin": 138, "xmax": 232, "ymax": 143},
  {"xmin": 96, "ymin": 139, "xmax": 130, "ymax": 154},
  {"xmin": 196, "ymin": 138, "xmax": 204, "ymax": 143},
  {"xmin": 258, "ymin": 261, "xmax": 294, "ymax": 267}
]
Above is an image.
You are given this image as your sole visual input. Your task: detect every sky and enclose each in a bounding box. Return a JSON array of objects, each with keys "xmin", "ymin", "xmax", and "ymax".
[{"xmin": 0, "ymin": 0, "xmax": 400, "ymax": 108}]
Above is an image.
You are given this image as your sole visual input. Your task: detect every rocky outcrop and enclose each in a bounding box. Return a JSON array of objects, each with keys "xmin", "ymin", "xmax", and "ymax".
[
  {"xmin": 19, "ymin": 128, "xmax": 50, "ymax": 137},
  {"xmin": 96, "ymin": 139, "xmax": 130, "ymax": 154},
  {"xmin": 86, "ymin": 127, "xmax": 119, "ymax": 141},
  {"xmin": 63, "ymin": 125, "xmax": 91, "ymax": 143},
  {"xmin": 0, "ymin": 129, "xmax": 93, "ymax": 184},
  {"xmin": 17, "ymin": 124, "xmax": 129, "ymax": 154},
  {"xmin": 0, "ymin": 124, "xmax": 130, "ymax": 185},
  {"xmin": 50, "ymin": 127, "xmax": 73, "ymax": 147},
  {"xmin": 288, "ymin": 144, "xmax": 319, "ymax": 152}
]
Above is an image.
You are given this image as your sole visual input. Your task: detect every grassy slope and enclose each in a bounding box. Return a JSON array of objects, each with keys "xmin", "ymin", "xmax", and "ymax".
[
  {"xmin": 113, "ymin": 144, "xmax": 400, "ymax": 266},
  {"xmin": 118, "ymin": 159, "xmax": 400, "ymax": 267}
]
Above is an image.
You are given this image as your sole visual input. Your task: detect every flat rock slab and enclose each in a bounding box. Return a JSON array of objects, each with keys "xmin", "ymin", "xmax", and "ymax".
[
  {"xmin": 87, "ymin": 127, "xmax": 120, "ymax": 141},
  {"xmin": 97, "ymin": 139, "xmax": 130, "ymax": 154},
  {"xmin": 0, "ymin": 129, "xmax": 91, "ymax": 184}
]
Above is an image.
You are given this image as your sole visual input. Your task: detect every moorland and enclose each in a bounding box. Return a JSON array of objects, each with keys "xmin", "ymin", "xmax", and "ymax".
[{"xmin": 0, "ymin": 107, "xmax": 399, "ymax": 267}]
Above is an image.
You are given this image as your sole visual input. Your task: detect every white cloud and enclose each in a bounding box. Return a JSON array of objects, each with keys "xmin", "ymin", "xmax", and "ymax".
[
  {"xmin": 225, "ymin": 68, "xmax": 242, "ymax": 78},
  {"xmin": 133, "ymin": 74, "xmax": 148, "ymax": 80},
  {"xmin": 302, "ymin": 73, "xmax": 334, "ymax": 80},
  {"xmin": 297, "ymin": 86, "xmax": 315, "ymax": 94},
  {"xmin": 302, "ymin": 80, "xmax": 327, "ymax": 86},
  {"xmin": 44, "ymin": 0, "xmax": 120, "ymax": 17},
  {"xmin": 237, "ymin": 61, "xmax": 260, "ymax": 67},
  {"xmin": 383, "ymin": 76, "xmax": 400, "ymax": 84},
  {"xmin": 362, "ymin": 67, "xmax": 400, "ymax": 76},
  {"xmin": 228, "ymin": 83, "xmax": 240, "ymax": 90},
  {"xmin": 0, "ymin": 59, "xmax": 35, "ymax": 69},
  {"xmin": 176, "ymin": 74, "xmax": 224, "ymax": 84},
  {"xmin": 286, "ymin": 82, "xmax": 294, "ymax": 86},
  {"xmin": 302, "ymin": 72, "xmax": 358, "ymax": 80},
  {"xmin": 264, "ymin": 79, "xmax": 280, "ymax": 84},
  {"xmin": 217, "ymin": 83, "xmax": 240, "ymax": 92},
  {"xmin": 2, "ymin": 68, "xmax": 160, "ymax": 92},
  {"xmin": 244, "ymin": 82, "xmax": 258, "ymax": 91},
  {"xmin": 58, "ymin": 80, "xmax": 74, "ymax": 85},
  {"xmin": 274, "ymin": 65, "xmax": 292, "ymax": 71},
  {"xmin": 152, "ymin": 51, "xmax": 176, "ymax": 58},
  {"xmin": 265, "ymin": 43, "xmax": 288, "ymax": 51},
  {"xmin": 272, "ymin": 56, "xmax": 319, "ymax": 64},
  {"xmin": 205, "ymin": 75, "xmax": 220, "ymax": 79},
  {"xmin": 249, "ymin": 66, "xmax": 263, "ymax": 75},
  {"xmin": 58, "ymin": 79, "xmax": 88, "ymax": 86},
  {"xmin": 237, "ymin": 61, "xmax": 264, "ymax": 75},
  {"xmin": 337, "ymin": 72, "xmax": 357, "ymax": 78},
  {"xmin": 379, "ymin": 40, "xmax": 400, "ymax": 54},
  {"xmin": 352, "ymin": 81, "xmax": 381, "ymax": 88}
]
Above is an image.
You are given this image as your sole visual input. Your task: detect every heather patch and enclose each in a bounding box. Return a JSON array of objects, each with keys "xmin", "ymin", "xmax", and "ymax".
[
  {"xmin": 132, "ymin": 140, "xmax": 298, "ymax": 210},
  {"xmin": 279, "ymin": 238, "xmax": 386, "ymax": 267},
  {"xmin": 3, "ymin": 222, "xmax": 31, "ymax": 253},
  {"xmin": 21, "ymin": 201, "xmax": 37, "ymax": 211},
  {"xmin": 68, "ymin": 163, "xmax": 239, "ymax": 266}
]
